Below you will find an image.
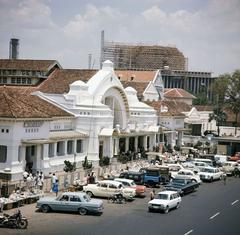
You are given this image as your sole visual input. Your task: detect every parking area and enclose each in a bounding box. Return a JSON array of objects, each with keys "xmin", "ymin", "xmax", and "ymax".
[{"xmin": 1, "ymin": 176, "xmax": 239, "ymax": 235}]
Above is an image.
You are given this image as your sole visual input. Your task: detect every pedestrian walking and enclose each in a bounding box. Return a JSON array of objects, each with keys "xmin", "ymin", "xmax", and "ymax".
[
  {"xmin": 223, "ymin": 174, "xmax": 227, "ymax": 185},
  {"xmin": 37, "ymin": 175, "xmax": 44, "ymax": 191},
  {"xmin": 52, "ymin": 179, "xmax": 59, "ymax": 196},
  {"xmin": 150, "ymin": 189, "xmax": 155, "ymax": 200}
]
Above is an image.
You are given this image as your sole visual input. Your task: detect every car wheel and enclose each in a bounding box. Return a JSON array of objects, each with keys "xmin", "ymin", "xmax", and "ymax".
[
  {"xmin": 41, "ymin": 204, "xmax": 50, "ymax": 213},
  {"xmin": 86, "ymin": 191, "xmax": 93, "ymax": 198},
  {"xmin": 164, "ymin": 206, "xmax": 169, "ymax": 214},
  {"xmin": 191, "ymin": 179, "xmax": 197, "ymax": 183},
  {"xmin": 121, "ymin": 197, "xmax": 127, "ymax": 204},
  {"xmin": 79, "ymin": 208, "xmax": 87, "ymax": 216},
  {"xmin": 176, "ymin": 203, "xmax": 180, "ymax": 209},
  {"xmin": 148, "ymin": 208, "xmax": 153, "ymax": 212}
]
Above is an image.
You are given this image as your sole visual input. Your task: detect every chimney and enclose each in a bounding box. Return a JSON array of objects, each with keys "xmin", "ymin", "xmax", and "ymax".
[{"xmin": 9, "ymin": 38, "xmax": 19, "ymax": 59}]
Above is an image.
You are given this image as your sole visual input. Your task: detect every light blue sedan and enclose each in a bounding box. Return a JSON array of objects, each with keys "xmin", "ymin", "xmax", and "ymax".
[{"xmin": 36, "ymin": 192, "xmax": 103, "ymax": 215}]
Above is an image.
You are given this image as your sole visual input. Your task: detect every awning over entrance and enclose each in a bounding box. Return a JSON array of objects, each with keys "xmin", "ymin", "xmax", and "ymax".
[
  {"xmin": 50, "ymin": 130, "xmax": 88, "ymax": 140},
  {"xmin": 22, "ymin": 130, "xmax": 88, "ymax": 144},
  {"xmin": 99, "ymin": 128, "xmax": 114, "ymax": 137},
  {"xmin": 148, "ymin": 125, "xmax": 160, "ymax": 133}
]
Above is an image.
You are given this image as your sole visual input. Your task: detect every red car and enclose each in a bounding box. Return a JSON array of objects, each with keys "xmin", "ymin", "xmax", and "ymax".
[
  {"xmin": 114, "ymin": 178, "xmax": 146, "ymax": 197},
  {"xmin": 229, "ymin": 152, "xmax": 240, "ymax": 161}
]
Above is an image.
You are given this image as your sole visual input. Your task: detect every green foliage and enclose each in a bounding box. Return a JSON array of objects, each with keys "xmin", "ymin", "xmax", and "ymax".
[
  {"xmin": 174, "ymin": 145, "xmax": 181, "ymax": 151},
  {"xmin": 63, "ymin": 160, "xmax": 76, "ymax": 173},
  {"xmin": 82, "ymin": 156, "xmax": 92, "ymax": 170},
  {"xmin": 194, "ymin": 141, "xmax": 202, "ymax": 149},
  {"xmin": 117, "ymin": 154, "xmax": 130, "ymax": 164},
  {"xmin": 211, "ymin": 70, "xmax": 240, "ymax": 135},
  {"xmin": 99, "ymin": 156, "xmax": 110, "ymax": 167}
]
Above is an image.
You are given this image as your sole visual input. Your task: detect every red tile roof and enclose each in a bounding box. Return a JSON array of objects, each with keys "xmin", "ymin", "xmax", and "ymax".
[
  {"xmin": 164, "ymin": 88, "xmax": 196, "ymax": 99},
  {"xmin": 37, "ymin": 69, "xmax": 97, "ymax": 94},
  {"xmin": 115, "ymin": 70, "xmax": 157, "ymax": 82},
  {"xmin": 195, "ymin": 105, "xmax": 213, "ymax": 112},
  {"xmin": 121, "ymin": 81, "xmax": 149, "ymax": 99},
  {"xmin": 0, "ymin": 59, "xmax": 59, "ymax": 71},
  {"xmin": 145, "ymin": 100, "xmax": 191, "ymax": 117},
  {"xmin": 0, "ymin": 86, "xmax": 73, "ymax": 119}
]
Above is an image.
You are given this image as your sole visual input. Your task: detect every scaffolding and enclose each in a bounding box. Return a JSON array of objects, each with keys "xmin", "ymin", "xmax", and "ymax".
[{"xmin": 101, "ymin": 40, "xmax": 187, "ymax": 71}]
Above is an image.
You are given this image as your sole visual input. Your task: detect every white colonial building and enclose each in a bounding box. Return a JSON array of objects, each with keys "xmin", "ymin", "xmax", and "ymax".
[{"xmin": 0, "ymin": 60, "xmax": 158, "ymax": 181}]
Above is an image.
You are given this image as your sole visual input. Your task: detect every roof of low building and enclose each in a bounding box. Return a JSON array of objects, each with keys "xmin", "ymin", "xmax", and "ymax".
[
  {"xmin": 0, "ymin": 59, "xmax": 59, "ymax": 71},
  {"xmin": 194, "ymin": 105, "xmax": 213, "ymax": 112},
  {"xmin": 121, "ymin": 81, "xmax": 149, "ymax": 99},
  {"xmin": 164, "ymin": 88, "xmax": 196, "ymax": 99},
  {"xmin": 37, "ymin": 69, "xmax": 97, "ymax": 94},
  {"xmin": 115, "ymin": 70, "xmax": 157, "ymax": 82},
  {"xmin": 0, "ymin": 86, "xmax": 73, "ymax": 118},
  {"xmin": 145, "ymin": 100, "xmax": 191, "ymax": 117}
]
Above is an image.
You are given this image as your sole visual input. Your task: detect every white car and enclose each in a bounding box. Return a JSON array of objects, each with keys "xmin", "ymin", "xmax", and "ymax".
[
  {"xmin": 148, "ymin": 191, "xmax": 181, "ymax": 213},
  {"xmin": 171, "ymin": 169, "xmax": 201, "ymax": 183},
  {"xmin": 198, "ymin": 167, "xmax": 224, "ymax": 182},
  {"xmin": 221, "ymin": 161, "xmax": 239, "ymax": 176},
  {"xmin": 83, "ymin": 180, "xmax": 136, "ymax": 200}
]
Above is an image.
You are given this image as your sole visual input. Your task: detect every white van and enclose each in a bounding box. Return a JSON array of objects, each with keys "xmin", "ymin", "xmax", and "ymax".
[
  {"xmin": 193, "ymin": 158, "xmax": 213, "ymax": 166},
  {"xmin": 214, "ymin": 155, "xmax": 228, "ymax": 166}
]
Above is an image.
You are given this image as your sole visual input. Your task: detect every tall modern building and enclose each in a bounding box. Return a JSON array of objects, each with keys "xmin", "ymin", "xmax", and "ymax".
[
  {"xmin": 100, "ymin": 31, "xmax": 187, "ymax": 71},
  {"xmin": 160, "ymin": 68, "xmax": 215, "ymax": 100}
]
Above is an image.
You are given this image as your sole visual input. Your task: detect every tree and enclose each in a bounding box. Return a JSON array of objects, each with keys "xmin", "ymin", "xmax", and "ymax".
[
  {"xmin": 63, "ymin": 160, "xmax": 76, "ymax": 173},
  {"xmin": 209, "ymin": 106, "xmax": 227, "ymax": 136},
  {"xmin": 211, "ymin": 70, "xmax": 240, "ymax": 136},
  {"xmin": 225, "ymin": 70, "xmax": 240, "ymax": 135},
  {"xmin": 82, "ymin": 156, "xmax": 92, "ymax": 170}
]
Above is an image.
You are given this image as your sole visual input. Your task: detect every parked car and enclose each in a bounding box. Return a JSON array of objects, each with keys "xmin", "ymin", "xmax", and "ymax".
[
  {"xmin": 164, "ymin": 178, "xmax": 199, "ymax": 195},
  {"xmin": 171, "ymin": 169, "xmax": 201, "ymax": 183},
  {"xmin": 229, "ymin": 152, "xmax": 240, "ymax": 161},
  {"xmin": 119, "ymin": 171, "xmax": 145, "ymax": 185},
  {"xmin": 148, "ymin": 191, "xmax": 181, "ymax": 213},
  {"xmin": 198, "ymin": 167, "xmax": 224, "ymax": 182},
  {"xmin": 36, "ymin": 192, "xmax": 103, "ymax": 215},
  {"xmin": 83, "ymin": 180, "xmax": 136, "ymax": 200},
  {"xmin": 214, "ymin": 155, "xmax": 229, "ymax": 166},
  {"xmin": 114, "ymin": 178, "xmax": 146, "ymax": 197},
  {"xmin": 221, "ymin": 161, "xmax": 239, "ymax": 176}
]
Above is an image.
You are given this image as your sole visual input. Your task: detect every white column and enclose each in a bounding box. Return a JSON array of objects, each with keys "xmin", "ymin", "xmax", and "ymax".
[
  {"xmin": 42, "ymin": 144, "xmax": 49, "ymax": 160},
  {"xmin": 125, "ymin": 137, "xmax": 129, "ymax": 152},
  {"xmin": 35, "ymin": 144, "xmax": 42, "ymax": 171},
  {"xmin": 63, "ymin": 141, "xmax": 67, "ymax": 156},
  {"xmin": 143, "ymin": 136, "xmax": 148, "ymax": 150},
  {"xmin": 134, "ymin": 136, "xmax": 138, "ymax": 152},
  {"xmin": 73, "ymin": 139, "xmax": 77, "ymax": 154},
  {"xmin": 53, "ymin": 142, "xmax": 57, "ymax": 156},
  {"xmin": 149, "ymin": 134, "xmax": 156, "ymax": 151},
  {"xmin": 114, "ymin": 138, "xmax": 119, "ymax": 155}
]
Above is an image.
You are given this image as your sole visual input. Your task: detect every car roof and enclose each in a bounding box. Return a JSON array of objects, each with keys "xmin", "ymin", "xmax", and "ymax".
[
  {"xmin": 158, "ymin": 190, "xmax": 177, "ymax": 195},
  {"xmin": 62, "ymin": 192, "xmax": 86, "ymax": 196},
  {"xmin": 114, "ymin": 178, "xmax": 134, "ymax": 183},
  {"xmin": 100, "ymin": 180, "xmax": 122, "ymax": 185}
]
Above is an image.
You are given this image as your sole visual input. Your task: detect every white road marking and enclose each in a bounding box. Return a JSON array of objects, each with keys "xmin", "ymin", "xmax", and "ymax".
[
  {"xmin": 184, "ymin": 229, "xmax": 194, "ymax": 235},
  {"xmin": 231, "ymin": 200, "xmax": 239, "ymax": 205},
  {"xmin": 209, "ymin": 212, "xmax": 220, "ymax": 220}
]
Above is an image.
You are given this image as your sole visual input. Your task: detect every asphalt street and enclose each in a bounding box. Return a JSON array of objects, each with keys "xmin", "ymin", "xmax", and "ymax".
[{"xmin": 0, "ymin": 177, "xmax": 239, "ymax": 235}]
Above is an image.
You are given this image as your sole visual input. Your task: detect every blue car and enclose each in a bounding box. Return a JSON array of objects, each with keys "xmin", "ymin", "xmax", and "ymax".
[{"xmin": 36, "ymin": 192, "xmax": 103, "ymax": 215}]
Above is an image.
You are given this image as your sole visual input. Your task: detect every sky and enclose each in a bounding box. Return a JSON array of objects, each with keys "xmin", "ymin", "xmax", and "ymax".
[{"xmin": 0, "ymin": 0, "xmax": 239, "ymax": 76}]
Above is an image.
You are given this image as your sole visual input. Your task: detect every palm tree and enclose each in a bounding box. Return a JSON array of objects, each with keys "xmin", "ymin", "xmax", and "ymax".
[{"xmin": 209, "ymin": 106, "xmax": 227, "ymax": 136}]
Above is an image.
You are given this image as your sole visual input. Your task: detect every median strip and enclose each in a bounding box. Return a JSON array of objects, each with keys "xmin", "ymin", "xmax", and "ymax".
[
  {"xmin": 184, "ymin": 229, "xmax": 193, "ymax": 235},
  {"xmin": 209, "ymin": 212, "xmax": 220, "ymax": 220},
  {"xmin": 231, "ymin": 200, "xmax": 239, "ymax": 206}
]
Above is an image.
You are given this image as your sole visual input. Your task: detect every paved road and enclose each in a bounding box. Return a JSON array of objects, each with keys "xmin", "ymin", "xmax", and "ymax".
[{"xmin": 0, "ymin": 177, "xmax": 239, "ymax": 235}]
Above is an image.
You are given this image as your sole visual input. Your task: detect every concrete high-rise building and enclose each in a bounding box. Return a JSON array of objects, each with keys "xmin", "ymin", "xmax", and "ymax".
[{"xmin": 9, "ymin": 38, "xmax": 19, "ymax": 59}]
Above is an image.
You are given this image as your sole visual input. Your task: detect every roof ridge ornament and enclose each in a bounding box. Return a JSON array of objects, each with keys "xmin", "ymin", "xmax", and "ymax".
[{"xmin": 102, "ymin": 60, "xmax": 114, "ymax": 71}]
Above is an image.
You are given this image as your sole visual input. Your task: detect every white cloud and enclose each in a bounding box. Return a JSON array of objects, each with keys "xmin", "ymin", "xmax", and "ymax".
[{"xmin": 0, "ymin": 0, "xmax": 239, "ymax": 75}]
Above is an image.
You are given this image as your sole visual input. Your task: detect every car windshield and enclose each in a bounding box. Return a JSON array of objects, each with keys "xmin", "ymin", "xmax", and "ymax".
[
  {"xmin": 156, "ymin": 194, "xmax": 169, "ymax": 200},
  {"xmin": 202, "ymin": 168, "xmax": 214, "ymax": 173},
  {"xmin": 130, "ymin": 182, "xmax": 136, "ymax": 187},
  {"xmin": 83, "ymin": 194, "xmax": 91, "ymax": 202},
  {"xmin": 172, "ymin": 179, "xmax": 185, "ymax": 185}
]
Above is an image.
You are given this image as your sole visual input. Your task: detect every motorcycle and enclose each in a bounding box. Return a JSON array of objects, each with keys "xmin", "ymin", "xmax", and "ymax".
[
  {"xmin": 108, "ymin": 192, "xmax": 126, "ymax": 204},
  {"xmin": 0, "ymin": 209, "xmax": 28, "ymax": 229}
]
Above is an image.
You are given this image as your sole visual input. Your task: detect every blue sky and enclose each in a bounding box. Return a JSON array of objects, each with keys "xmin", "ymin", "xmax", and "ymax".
[{"xmin": 0, "ymin": 0, "xmax": 239, "ymax": 75}]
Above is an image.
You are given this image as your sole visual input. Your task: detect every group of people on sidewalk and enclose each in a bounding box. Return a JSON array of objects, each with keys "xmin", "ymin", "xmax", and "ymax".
[{"xmin": 22, "ymin": 171, "xmax": 44, "ymax": 191}]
